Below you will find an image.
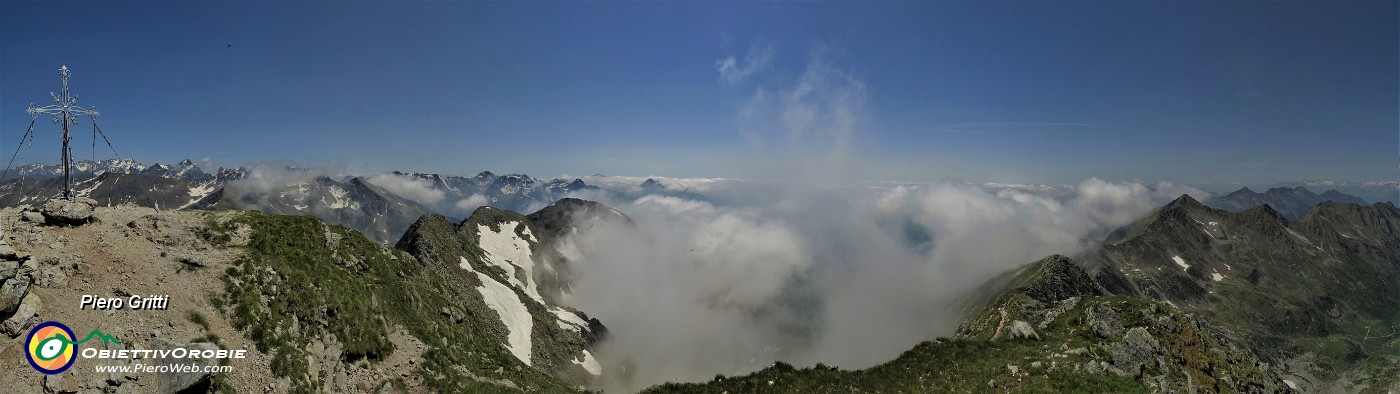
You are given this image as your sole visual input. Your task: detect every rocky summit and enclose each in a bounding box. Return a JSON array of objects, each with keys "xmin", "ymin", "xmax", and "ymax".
[{"xmin": 39, "ymin": 197, "xmax": 97, "ymax": 226}]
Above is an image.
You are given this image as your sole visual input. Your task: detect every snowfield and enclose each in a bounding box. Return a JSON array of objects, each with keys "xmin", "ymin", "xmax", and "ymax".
[
  {"xmin": 552, "ymin": 307, "xmax": 590, "ymax": 332},
  {"xmin": 477, "ymin": 222, "xmax": 545, "ymax": 303},
  {"xmin": 462, "ymin": 256, "xmax": 534, "ymax": 366}
]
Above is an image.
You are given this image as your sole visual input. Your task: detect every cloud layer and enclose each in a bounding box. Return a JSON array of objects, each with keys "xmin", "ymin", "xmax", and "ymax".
[{"xmin": 555, "ymin": 176, "xmax": 1205, "ymax": 391}]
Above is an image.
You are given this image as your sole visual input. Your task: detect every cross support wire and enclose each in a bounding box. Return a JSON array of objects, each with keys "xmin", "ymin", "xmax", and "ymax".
[{"xmin": 25, "ymin": 66, "xmax": 101, "ymax": 200}]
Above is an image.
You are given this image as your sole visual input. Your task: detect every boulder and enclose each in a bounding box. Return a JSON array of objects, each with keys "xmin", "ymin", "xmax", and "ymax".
[
  {"xmin": 0, "ymin": 243, "xmax": 22, "ymax": 260},
  {"xmin": 2, "ymin": 292, "xmax": 42, "ymax": 338},
  {"xmin": 22, "ymin": 211, "xmax": 45, "ymax": 224},
  {"xmin": 0, "ymin": 260, "xmax": 18, "ymax": 280},
  {"xmin": 1007, "ymin": 320, "xmax": 1041, "ymax": 340},
  {"xmin": 40, "ymin": 198, "xmax": 97, "ymax": 226},
  {"xmin": 0, "ymin": 275, "xmax": 31, "ymax": 315}
]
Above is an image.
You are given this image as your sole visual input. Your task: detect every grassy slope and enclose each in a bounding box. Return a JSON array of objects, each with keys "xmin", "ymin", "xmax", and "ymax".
[{"xmin": 213, "ymin": 212, "xmax": 579, "ymax": 393}]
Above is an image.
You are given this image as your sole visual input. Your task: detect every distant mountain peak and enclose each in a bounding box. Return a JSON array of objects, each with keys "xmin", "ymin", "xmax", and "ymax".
[
  {"xmin": 1227, "ymin": 187, "xmax": 1257, "ymax": 197},
  {"xmin": 1210, "ymin": 185, "xmax": 1367, "ymax": 220},
  {"xmin": 640, "ymin": 178, "xmax": 664, "ymax": 192},
  {"xmin": 1165, "ymin": 193, "xmax": 1206, "ymax": 210}
]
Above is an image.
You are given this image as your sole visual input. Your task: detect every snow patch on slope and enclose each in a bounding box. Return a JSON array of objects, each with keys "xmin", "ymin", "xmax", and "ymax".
[
  {"xmin": 572, "ymin": 350, "xmax": 601, "ymax": 375},
  {"xmin": 552, "ymin": 308, "xmax": 590, "ymax": 332},
  {"xmin": 325, "ymin": 186, "xmax": 358, "ymax": 209},
  {"xmin": 477, "ymin": 222, "xmax": 544, "ymax": 303},
  {"xmin": 1171, "ymin": 255, "xmax": 1189, "ymax": 270},
  {"xmin": 467, "ymin": 260, "xmax": 534, "ymax": 366}
]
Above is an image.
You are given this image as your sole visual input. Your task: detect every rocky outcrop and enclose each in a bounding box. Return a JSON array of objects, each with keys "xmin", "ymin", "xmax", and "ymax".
[
  {"xmin": 0, "ymin": 232, "xmax": 39, "ymax": 338},
  {"xmin": 956, "ymin": 254, "xmax": 1105, "ymax": 340},
  {"xmin": 40, "ymin": 197, "xmax": 97, "ymax": 226},
  {"xmin": 1087, "ymin": 301, "xmax": 1125, "ymax": 339},
  {"xmin": 1016, "ymin": 255, "xmax": 1106, "ymax": 304},
  {"xmin": 1, "ymin": 292, "xmax": 42, "ymax": 337},
  {"xmin": 0, "ymin": 275, "xmax": 31, "ymax": 315},
  {"xmin": 1006, "ymin": 320, "xmax": 1040, "ymax": 340},
  {"xmin": 1109, "ymin": 327, "xmax": 1163, "ymax": 378}
]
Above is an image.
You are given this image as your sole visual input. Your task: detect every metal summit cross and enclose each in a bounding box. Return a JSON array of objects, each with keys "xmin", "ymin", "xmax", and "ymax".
[{"xmin": 16, "ymin": 65, "xmax": 120, "ymax": 200}]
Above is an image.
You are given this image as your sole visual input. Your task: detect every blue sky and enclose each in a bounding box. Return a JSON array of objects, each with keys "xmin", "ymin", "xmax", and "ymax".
[{"xmin": 2, "ymin": 1, "xmax": 1395, "ymax": 186}]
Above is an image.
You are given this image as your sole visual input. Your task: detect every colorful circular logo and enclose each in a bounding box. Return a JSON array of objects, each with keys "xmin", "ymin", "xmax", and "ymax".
[{"xmin": 25, "ymin": 321, "xmax": 77, "ymax": 374}]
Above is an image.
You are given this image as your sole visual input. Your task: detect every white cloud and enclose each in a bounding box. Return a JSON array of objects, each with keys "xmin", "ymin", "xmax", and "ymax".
[
  {"xmin": 562, "ymin": 176, "xmax": 1205, "ymax": 391},
  {"xmin": 455, "ymin": 193, "xmax": 489, "ymax": 212},
  {"xmin": 366, "ymin": 173, "xmax": 445, "ymax": 205},
  {"xmin": 716, "ymin": 43, "xmax": 774, "ymax": 85}
]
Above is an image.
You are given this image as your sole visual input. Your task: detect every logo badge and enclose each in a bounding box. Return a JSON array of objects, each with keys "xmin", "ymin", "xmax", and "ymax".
[{"xmin": 25, "ymin": 321, "xmax": 78, "ymax": 374}]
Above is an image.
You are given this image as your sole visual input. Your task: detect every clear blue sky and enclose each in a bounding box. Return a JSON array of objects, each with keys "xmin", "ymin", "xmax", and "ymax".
[{"xmin": 2, "ymin": 1, "xmax": 1395, "ymax": 185}]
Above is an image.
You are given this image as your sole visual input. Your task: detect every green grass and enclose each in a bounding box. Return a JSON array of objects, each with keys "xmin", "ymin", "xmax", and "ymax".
[{"xmin": 187, "ymin": 310, "xmax": 211, "ymax": 331}]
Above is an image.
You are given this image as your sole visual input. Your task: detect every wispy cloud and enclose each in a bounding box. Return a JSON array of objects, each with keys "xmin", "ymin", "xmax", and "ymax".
[
  {"xmin": 735, "ymin": 46, "xmax": 868, "ymax": 166},
  {"xmin": 716, "ymin": 42, "xmax": 775, "ymax": 86}
]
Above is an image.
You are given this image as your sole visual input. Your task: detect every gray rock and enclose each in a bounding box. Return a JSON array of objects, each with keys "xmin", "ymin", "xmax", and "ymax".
[
  {"xmin": 22, "ymin": 211, "xmax": 45, "ymax": 224},
  {"xmin": 1110, "ymin": 327, "xmax": 1163, "ymax": 378},
  {"xmin": 440, "ymin": 306, "xmax": 465, "ymax": 323},
  {"xmin": 40, "ymin": 198, "xmax": 96, "ymax": 226},
  {"xmin": 152, "ymin": 340, "xmax": 219, "ymax": 393},
  {"xmin": 18, "ymin": 259, "xmax": 38, "ymax": 276},
  {"xmin": 1087, "ymin": 302, "xmax": 1125, "ymax": 339},
  {"xmin": 43, "ymin": 371, "xmax": 79, "ymax": 394},
  {"xmin": 2, "ymin": 292, "xmax": 42, "ymax": 337},
  {"xmin": 33, "ymin": 266, "xmax": 67, "ymax": 288},
  {"xmin": 1007, "ymin": 320, "xmax": 1041, "ymax": 340},
  {"xmin": 0, "ymin": 260, "xmax": 18, "ymax": 280},
  {"xmin": 0, "ymin": 243, "xmax": 19, "ymax": 260},
  {"xmin": 0, "ymin": 275, "xmax": 31, "ymax": 314},
  {"xmin": 1153, "ymin": 315, "xmax": 1177, "ymax": 332}
]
